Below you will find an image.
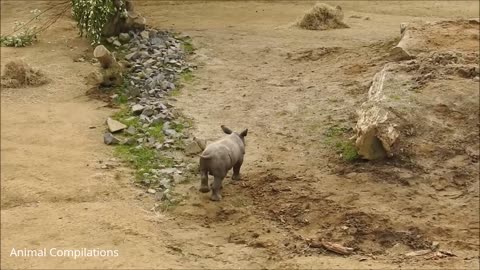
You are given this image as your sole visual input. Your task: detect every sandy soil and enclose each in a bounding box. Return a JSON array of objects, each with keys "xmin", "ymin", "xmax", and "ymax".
[{"xmin": 1, "ymin": 1, "xmax": 479, "ymax": 269}]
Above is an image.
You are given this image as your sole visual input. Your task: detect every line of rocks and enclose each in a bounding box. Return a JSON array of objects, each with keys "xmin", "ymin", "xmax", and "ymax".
[{"xmin": 101, "ymin": 28, "xmax": 203, "ymax": 202}]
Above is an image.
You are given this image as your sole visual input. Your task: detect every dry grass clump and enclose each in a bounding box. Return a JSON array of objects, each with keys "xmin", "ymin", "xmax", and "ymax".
[
  {"xmin": 297, "ymin": 3, "xmax": 349, "ymax": 30},
  {"xmin": 1, "ymin": 60, "xmax": 49, "ymax": 88}
]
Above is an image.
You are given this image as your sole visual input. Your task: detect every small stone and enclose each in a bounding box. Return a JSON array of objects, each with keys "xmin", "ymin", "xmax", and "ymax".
[
  {"xmin": 151, "ymin": 37, "xmax": 163, "ymax": 45},
  {"xmin": 106, "ymin": 37, "xmax": 115, "ymax": 44},
  {"xmin": 148, "ymin": 137, "xmax": 156, "ymax": 144},
  {"xmin": 142, "ymin": 108, "xmax": 155, "ymax": 117},
  {"xmin": 173, "ymin": 174, "xmax": 185, "ymax": 184},
  {"xmin": 186, "ymin": 163, "xmax": 197, "ymax": 172},
  {"xmin": 74, "ymin": 57, "xmax": 85, "ymax": 62},
  {"xmin": 405, "ymin": 250, "xmax": 432, "ymax": 257},
  {"xmin": 106, "ymin": 117, "xmax": 127, "ymax": 133},
  {"xmin": 118, "ymin": 33, "xmax": 131, "ymax": 43},
  {"xmin": 159, "ymin": 168, "xmax": 177, "ymax": 175},
  {"xmin": 159, "ymin": 178, "xmax": 171, "ymax": 189},
  {"xmin": 140, "ymin": 30, "xmax": 150, "ymax": 40},
  {"xmin": 161, "ymin": 189, "xmax": 171, "ymax": 201},
  {"xmin": 162, "ymin": 144, "xmax": 171, "ymax": 149},
  {"xmin": 473, "ymin": 76, "xmax": 479, "ymax": 82},
  {"xmin": 125, "ymin": 52, "xmax": 139, "ymax": 61},
  {"xmin": 145, "ymin": 68, "xmax": 153, "ymax": 75},
  {"xmin": 125, "ymin": 126, "xmax": 137, "ymax": 136},
  {"xmin": 104, "ymin": 133, "xmax": 120, "ymax": 145},
  {"xmin": 144, "ymin": 59, "xmax": 156, "ymax": 67},
  {"xmin": 184, "ymin": 141, "xmax": 203, "ymax": 155},
  {"xmin": 164, "ymin": 139, "xmax": 175, "ymax": 144},
  {"xmin": 147, "ymin": 188, "xmax": 156, "ymax": 194},
  {"xmin": 163, "ymin": 129, "xmax": 178, "ymax": 137},
  {"xmin": 122, "ymin": 137, "xmax": 137, "ymax": 145},
  {"xmin": 160, "ymin": 80, "xmax": 169, "ymax": 90},
  {"xmin": 137, "ymin": 72, "xmax": 146, "ymax": 79},
  {"xmin": 139, "ymin": 114, "xmax": 150, "ymax": 123},
  {"xmin": 132, "ymin": 104, "xmax": 145, "ymax": 115},
  {"xmin": 193, "ymin": 137, "xmax": 207, "ymax": 150},
  {"xmin": 136, "ymin": 52, "xmax": 148, "ymax": 60},
  {"xmin": 113, "ymin": 40, "xmax": 122, "ymax": 47},
  {"xmin": 151, "ymin": 116, "xmax": 164, "ymax": 125}
]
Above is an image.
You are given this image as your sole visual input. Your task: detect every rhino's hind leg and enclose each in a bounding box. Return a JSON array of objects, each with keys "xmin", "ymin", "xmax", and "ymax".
[
  {"xmin": 210, "ymin": 176, "xmax": 223, "ymax": 201},
  {"xmin": 232, "ymin": 159, "xmax": 243, "ymax": 181},
  {"xmin": 199, "ymin": 170, "xmax": 210, "ymax": 193}
]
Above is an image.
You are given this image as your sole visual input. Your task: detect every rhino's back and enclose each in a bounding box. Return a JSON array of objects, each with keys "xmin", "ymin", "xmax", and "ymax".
[{"xmin": 201, "ymin": 136, "xmax": 243, "ymax": 163}]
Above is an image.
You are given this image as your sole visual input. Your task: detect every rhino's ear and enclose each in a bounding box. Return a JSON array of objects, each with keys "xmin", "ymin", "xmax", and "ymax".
[
  {"xmin": 221, "ymin": 125, "xmax": 233, "ymax": 134},
  {"xmin": 240, "ymin": 129, "xmax": 248, "ymax": 137}
]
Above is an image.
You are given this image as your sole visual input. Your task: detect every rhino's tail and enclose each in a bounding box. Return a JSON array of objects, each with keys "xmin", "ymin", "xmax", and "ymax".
[{"xmin": 198, "ymin": 153, "xmax": 212, "ymax": 159}]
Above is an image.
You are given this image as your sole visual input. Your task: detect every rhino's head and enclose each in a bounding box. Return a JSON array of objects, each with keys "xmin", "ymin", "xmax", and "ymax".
[{"xmin": 221, "ymin": 125, "xmax": 248, "ymax": 144}]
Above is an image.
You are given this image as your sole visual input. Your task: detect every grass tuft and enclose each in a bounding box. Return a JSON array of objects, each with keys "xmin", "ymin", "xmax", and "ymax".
[{"xmin": 324, "ymin": 125, "xmax": 359, "ymax": 162}]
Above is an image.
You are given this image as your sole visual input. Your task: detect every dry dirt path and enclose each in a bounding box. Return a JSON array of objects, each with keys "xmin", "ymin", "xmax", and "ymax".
[{"xmin": 1, "ymin": 1, "xmax": 479, "ymax": 269}]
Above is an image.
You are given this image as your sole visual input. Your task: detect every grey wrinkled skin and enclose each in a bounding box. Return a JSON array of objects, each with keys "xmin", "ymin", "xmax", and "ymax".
[{"xmin": 199, "ymin": 125, "xmax": 248, "ymax": 201}]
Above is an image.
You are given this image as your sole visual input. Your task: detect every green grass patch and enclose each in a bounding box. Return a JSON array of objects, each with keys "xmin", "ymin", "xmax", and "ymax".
[
  {"xmin": 335, "ymin": 141, "xmax": 359, "ymax": 162},
  {"xmin": 324, "ymin": 125, "xmax": 359, "ymax": 162},
  {"xmin": 112, "ymin": 105, "xmax": 142, "ymax": 129},
  {"xmin": 183, "ymin": 42, "xmax": 194, "ymax": 54},
  {"xmin": 147, "ymin": 124, "xmax": 165, "ymax": 142},
  {"xmin": 114, "ymin": 144, "xmax": 175, "ymax": 181},
  {"xmin": 112, "ymin": 79, "xmax": 130, "ymax": 105},
  {"xmin": 181, "ymin": 40, "xmax": 194, "ymax": 54},
  {"xmin": 180, "ymin": 70, "xmax": 194, "ymax": 82},
  {"xmin": 171, "ymin": 121, "xmax": 186, "ymax": 133},
  {"xmin": 171, "ymin": 70, "xmax": 195, "ymax": 96},
  {"xmin": 114, "ymin": 145, "xmax": 158, "ymax": 179},
  {"xmin": 174, "ymin": 32, "xmax": 195, "ymax": 55}
]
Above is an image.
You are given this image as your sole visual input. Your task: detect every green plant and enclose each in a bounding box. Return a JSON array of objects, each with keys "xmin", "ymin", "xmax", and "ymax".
[
  {"xmin": 71, "ymin": 0, "xmax": 126, "ymax": 44},
  {"xmin": 0, "ymin": 9, "xmax": 41, "ymax": 47},
  {"xmin": 335, "ymin": 141, "xmax": 359, "ymax": 162},
  {"xmin": 179, "ymin": 37, "xmax": 194, "ymax": 54},
  {"xmin": 324, "ymin": 125, "xmax": 359, "ymax": 162},
  {"xmin": 114, "ymin": 145, "xmax": 158, "ymax": 179},
  {"xmin": 180, "ymin": 70, "xmax": 194, "ymax": 82},
  {"xmin": 147, "ymin": 125, "xmax": 165, "ymax": 142},
  {"xmin": 182, "ymin": 42, "xmax": 194, "ymax": 54},
  {"xmin": 112, "ymin": 79, "xmax": 130, "ymax": 105}
]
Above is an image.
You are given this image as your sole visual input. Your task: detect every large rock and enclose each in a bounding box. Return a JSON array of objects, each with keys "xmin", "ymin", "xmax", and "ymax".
[
  {"xmin": 356, "ymin": 19, "xmax": 480, "ymax": 161},
  {"xmin": 390, "ymin": 19, "xmax": 480, "ymax": 61},
  {"xmin": 354, "ymin": 64, "xmax": 405, "ymax": 160}
]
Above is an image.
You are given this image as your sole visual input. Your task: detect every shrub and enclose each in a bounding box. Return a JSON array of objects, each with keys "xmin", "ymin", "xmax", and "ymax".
[
  {"xmin": 71, "ymin": 0, "xmax": 127, "ymax": 44},
  {"xmin": 0, "ymin": 9, "xmax": 41, "ymax": 47}
]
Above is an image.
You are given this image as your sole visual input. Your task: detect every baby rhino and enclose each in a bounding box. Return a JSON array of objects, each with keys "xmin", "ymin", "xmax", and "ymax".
[{"xmin": 199, "ymin": 125, "xmax": 248, "ymax": 201}]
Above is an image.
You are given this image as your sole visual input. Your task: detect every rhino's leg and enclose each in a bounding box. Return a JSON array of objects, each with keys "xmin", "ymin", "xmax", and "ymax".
[
  {"xmin": 199, "ymin": 170, "xmax": 210, "ymax": 193},
  {"xmin": 210, "ymin": 176, "xmax": 223, "ymax": 201},
  {"xmin": 232, "ymin": 158, "xmax": 243, "ymax": 181}
]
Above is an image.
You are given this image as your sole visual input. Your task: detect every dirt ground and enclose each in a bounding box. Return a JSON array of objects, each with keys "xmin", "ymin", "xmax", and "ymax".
[{"xmin": 1, "ymin": 1, "xmax": 479, "ymax": 269}]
